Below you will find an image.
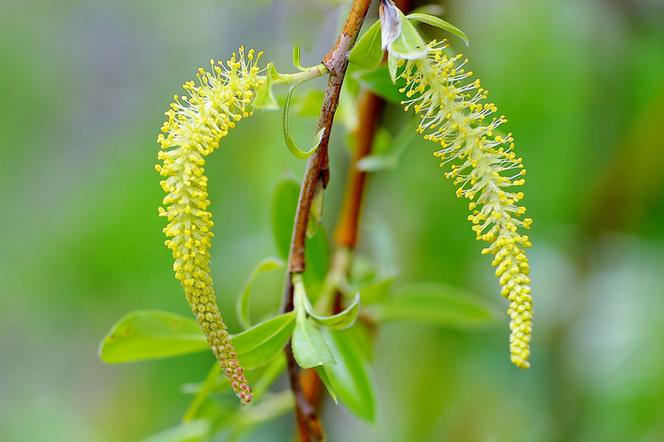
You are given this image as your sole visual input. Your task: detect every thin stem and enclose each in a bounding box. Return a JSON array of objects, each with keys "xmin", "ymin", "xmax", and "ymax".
[
  {"xmin": 279, "ymin": 1, "xmax": 374, "ymax": 441},
  {"xmin": 271, "ymin": 64, "xmax": 328, "ymax": 85}
]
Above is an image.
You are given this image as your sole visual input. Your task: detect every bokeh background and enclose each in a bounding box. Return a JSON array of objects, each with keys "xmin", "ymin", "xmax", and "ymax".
[{"xmin": 1, "ymin": 0, "xmax": 663, "ymax": 440}]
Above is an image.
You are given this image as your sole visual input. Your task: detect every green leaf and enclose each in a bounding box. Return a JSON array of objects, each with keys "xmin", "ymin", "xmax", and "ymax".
[
  {"xmin": 291, "ymin": 46, "xmax": 307, "ymax": 71},
  {"xmin": 371, "ymin": 283, "xmax": 498, "ymax": 329},
  {"xmin": 254, "ymin": 64, "xmax": 279, "ymax": 111},
  {"xmin": 407, "ymin": 12, "xmax": 469, "ymax": 46},
  {"xmin": 305, "ymin": 293, "xmax": 360, "ymax": 330},
  {"xmin": 348, "ymin": 20, "xmax": 383, "ymax": 70},
  {"xmin": 353, "ymin": 65, "xmax": 404, "ymax": 104},
  {"xmin": 315, "ymin": 366, "xmax": 338, "ymax": 403},
  {"xmin": 292, "ymin": 317, "xmax": 336, "ymax": 368},
  {"xmin": 321, "ymin": 329, "xmax": 377, "ymax": 422},
  {"xmin": 388, "ymin": 9, "xmax": 428, "ymax": 60},
  {"xmin": 271, "ymin": 177, "xmax": 300, "ymax": 259},
  {"xmin": 98, "ymin": 310, "xmax": 208, "ymax": 364},
  {"xmin": 292, "ymin": 277, "xmax": 335, "ymax": 368},
  {"xmin": 236, "ymin": 257, "xmax": 286, "ymax": 328},
  {"xmin": 99, "ymin": 310, "xmax": 296, "ymax": 369},
  {"xmin": 140, "ymin": 420, "xmax": 209, "ymax": 442},
  {"xmin": 234, "ymin": 312, "xmax": 296, "ymax": 369},
  {"xmin": 283, "ymin": 81, "xmax": 325, "ymax": 159}
]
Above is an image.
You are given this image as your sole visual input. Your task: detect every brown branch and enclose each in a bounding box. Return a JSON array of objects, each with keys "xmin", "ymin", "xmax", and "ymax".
[
  {"xmin": 279, "ymin": 1, "xmax": 373, "ymax": 441},
  {"xmin": 300, "ymin": 0, "xmax": 413, "ymax": 425}
]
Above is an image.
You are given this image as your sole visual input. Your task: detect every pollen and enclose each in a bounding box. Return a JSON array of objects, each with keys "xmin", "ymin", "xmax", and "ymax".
[
  {"xmin": 157, "ymin": 47, "xmax": 265, "ymax": 402},
  {"xmin": 396, "ymin": 40, "xmax": 533, "ymax": 368}
]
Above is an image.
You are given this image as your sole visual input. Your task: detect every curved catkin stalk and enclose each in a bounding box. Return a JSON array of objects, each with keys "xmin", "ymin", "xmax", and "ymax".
[
  {"xmin": 397, "ymin": 41, "xmax": 533, "ymax": 368},
  {"xmin": 155, "ymin": 47, "xmax": 264, "ymax": 403}
]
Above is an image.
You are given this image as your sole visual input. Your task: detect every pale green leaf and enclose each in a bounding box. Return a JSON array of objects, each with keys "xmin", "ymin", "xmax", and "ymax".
[
  {"xmin": 348, "ymin": 20, "xmax": 383, "ymax": 70},
  {"xmin": 321, "ymin": 329, "xmax": 377, "ymax": 422},
  {"xmin": 292, "ymin": 318, "xmax": 335, "ymax": 368},
  {"xmin": 291, "ymin": 46, "xmax": 307, "ymax": 71},
  {"xmin": 305, "ymin": 293, "xmax": 360, "ymax": 330},
  {"xmin": 407, "ymin": 12, "xmax": 469, "ymax": 46},
  {"xmin": 236, "ymin": 257, "xmax": 286, "ymax": 328},
  {"xmin": 372, "ymin": 283, "xmax": 498, "ymax": 328},
  {"xmin": 98, "ymin": 310, "xmax": 208, "ymax": 364}
]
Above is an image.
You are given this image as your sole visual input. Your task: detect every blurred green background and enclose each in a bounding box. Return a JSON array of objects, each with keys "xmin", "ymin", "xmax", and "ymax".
[{"xmin": 1, "ymin": 0, "xmax": 663, "ymax": 440}]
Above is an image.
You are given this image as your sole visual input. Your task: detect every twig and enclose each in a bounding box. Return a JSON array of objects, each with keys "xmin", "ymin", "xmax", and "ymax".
[
  {"xmin": 279, "ymin": 1, "xmax": 373, "ymax": 441},
  {"xmin": 299, "ymin": 0, "xmax": 412, "ymax": 418}
]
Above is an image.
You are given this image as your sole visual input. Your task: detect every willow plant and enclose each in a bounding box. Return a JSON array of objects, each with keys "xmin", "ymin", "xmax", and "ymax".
[{"xmin": 99, "ymin": 0, "xmax": 535, "ymax": 439}]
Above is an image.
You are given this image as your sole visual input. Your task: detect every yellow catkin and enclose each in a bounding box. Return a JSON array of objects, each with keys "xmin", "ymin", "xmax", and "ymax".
[
  {"xmin": 397, "ymin": 41, "xmax": 533, "ymax": 368},
  {"xmin": 156, "ymin": 47, "xmax": 264, "ymax": 402}
]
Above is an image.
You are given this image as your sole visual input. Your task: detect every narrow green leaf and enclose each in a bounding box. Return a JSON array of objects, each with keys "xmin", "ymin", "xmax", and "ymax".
[
  {"xmin": 321, "ymin": 329, "xmax": 377, "ymax": 422},
  {"xmin": 234, "ymin": 312, "xmax": 296, "ymax": 369},
  {"xmin": 407, "ymin": 12, "xmax": 469, "ymax": 46},
  {"xmin": 140, "ymin": 420, "xmax": 209, "ymax": 442},
  {"xmin": 292, "ymin": 318, "xmax": 336, "ymax": 368},
  {"xmin": 283, "ymin": 81, "xmax": 324, "ymax": 159},
  {"xmin": 348, "ymin": 20, "xmax": 383, "ymax": 70},
  {"xmin": 291, "ymin": 46, "xmax": 307, "ymax": 71},
  {"xmin": 372, "ymin": 283, "xmax": 498, "ymax": 328},
  {"xmin": 305, "ymin": 293, "xmax": 360, "ymax": 330},
  {"xmin": 236, "ymin": 257, "xmax": 286, "ymax": 328},
  {"xmin": 271, "ymin": 177, "xmax": 300, "ymax": 260},
  {"xmin": 388, "ymin": 10, "xmax": 428, "ymax": 60},
  {"xmin": 98, "ymin": 310, "xmax": 208, "ymax": 364}
]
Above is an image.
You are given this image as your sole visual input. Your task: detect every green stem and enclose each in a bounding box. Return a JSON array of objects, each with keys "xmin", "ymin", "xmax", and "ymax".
[{"xmin": 271, "ymin": 64, "xmax": 328, "ymax": 85}]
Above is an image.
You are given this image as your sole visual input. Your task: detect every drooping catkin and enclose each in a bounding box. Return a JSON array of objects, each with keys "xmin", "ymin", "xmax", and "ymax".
[
  {"xmin": 397, "ymin": 41, "xmax": 533, "ymax": 368},
  {"xmin": 156, "ymin": 47, "xmax": 264, "ymax": 402}
]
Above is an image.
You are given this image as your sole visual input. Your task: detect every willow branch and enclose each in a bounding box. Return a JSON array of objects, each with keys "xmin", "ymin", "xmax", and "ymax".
[{"xmin": 279, "ymin": 1, "xmax": 373, "ymax": 441}]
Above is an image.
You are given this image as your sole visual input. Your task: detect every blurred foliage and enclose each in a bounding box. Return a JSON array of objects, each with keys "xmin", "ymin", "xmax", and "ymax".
[{"xmin": 1, "ymin": 0, "xmax": 663, "ymax": 441}]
